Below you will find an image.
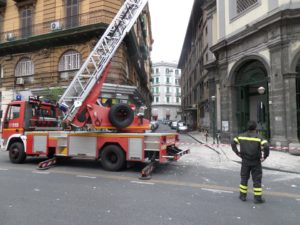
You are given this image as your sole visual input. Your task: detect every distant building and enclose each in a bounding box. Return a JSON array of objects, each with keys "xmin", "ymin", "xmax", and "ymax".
[
  {"xmin": 178, "ymin": 0, "xmax": 217, "ymax": 132},
  {"xmin": 151, "ymin": 62, "xmax": 181, "ymax": 121}
]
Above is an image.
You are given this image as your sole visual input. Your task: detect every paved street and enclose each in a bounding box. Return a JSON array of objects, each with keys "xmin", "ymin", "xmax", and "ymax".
[{"xmin": 0, "ymin": 124, "xmax": 299, "ymax": 225}]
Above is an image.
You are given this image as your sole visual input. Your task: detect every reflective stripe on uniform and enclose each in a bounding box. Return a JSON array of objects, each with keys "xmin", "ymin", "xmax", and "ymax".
[
  {"xmin": 238, "ymin": 137, "xmax": 261, "ymax": 142},
  {"xmin": 234, "ymin": 137, "xmax": 239, "ymax": 144},
  {"xmin": 253, "ymin": 187, "xmax": 263, "ymax": 196},
  {"xmin": 261, "ymin": 140, "xmax": 268, "ymax": 145},
  {"xmin": 240, "ymin": 184, "xmax": 248, "ymax": 193}
]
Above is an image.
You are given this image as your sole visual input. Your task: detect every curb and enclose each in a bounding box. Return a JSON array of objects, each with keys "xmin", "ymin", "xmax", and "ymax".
[{"xmin": 188, "ymin": 133, "xmax": 298, "ymax": 174}]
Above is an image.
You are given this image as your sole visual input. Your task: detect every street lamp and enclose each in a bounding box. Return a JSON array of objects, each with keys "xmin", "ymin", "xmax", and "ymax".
[
  {"xmin": 258, "ymin": 86, "xmax": 265, "ymax": 95},
  {"xmin": 211, "ymin": 96, "xmax": 216, "ymax": 144}
]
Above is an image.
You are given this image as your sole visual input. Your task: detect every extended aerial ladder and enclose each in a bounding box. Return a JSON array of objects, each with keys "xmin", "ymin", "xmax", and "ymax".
[{"xmin": 58, "ymin": 0, "xmax": 149, "ymax": 128}]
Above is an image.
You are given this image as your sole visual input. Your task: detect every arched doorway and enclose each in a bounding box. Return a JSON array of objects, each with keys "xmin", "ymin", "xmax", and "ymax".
[
  {"xmin": 235, "ymin": 60, "xmax": 270, "ymax": 138},
  {"xmin": 295, "ymin": 62, "xmax": 300, "ymax": 140}
]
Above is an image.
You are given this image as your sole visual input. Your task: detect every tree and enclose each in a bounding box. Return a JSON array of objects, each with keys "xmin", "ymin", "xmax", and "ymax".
[{"xmin": 44, "ymin": 87, "xmax": 64, "ymax": 103}]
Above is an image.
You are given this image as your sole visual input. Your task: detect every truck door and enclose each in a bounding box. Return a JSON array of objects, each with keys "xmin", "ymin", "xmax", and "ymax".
[{"xmin": 2, "ymin": 103, "xmax": 24, "ymax": 140}]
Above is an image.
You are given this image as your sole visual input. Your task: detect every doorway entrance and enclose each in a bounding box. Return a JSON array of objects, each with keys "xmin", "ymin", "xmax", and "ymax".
[{"xmin": 235, "ymin": 60, "xmax": 270, "ymax": 138}]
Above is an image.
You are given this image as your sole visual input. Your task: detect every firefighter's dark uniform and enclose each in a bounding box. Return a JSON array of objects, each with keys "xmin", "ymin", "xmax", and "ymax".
[{"xmin": 231, "ymin": 131, "xmax": 269, "ymax": 202}]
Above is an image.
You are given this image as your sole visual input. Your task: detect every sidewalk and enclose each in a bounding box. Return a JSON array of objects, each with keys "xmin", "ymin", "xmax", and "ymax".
[{"xmin": 188, "ymin": 131, "xmax": 300, "ymax": 174}]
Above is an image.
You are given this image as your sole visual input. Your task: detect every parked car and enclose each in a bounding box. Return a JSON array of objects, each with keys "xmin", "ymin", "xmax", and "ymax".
[
  {"xmin": 171, "ymin": 121, "xmax": 178, "ymax": 129},
  {"xmin": 177, "ymin": 121, "xmax": 188, "ymax": 133},
  {"xmin": 150, "ymin": 120, "xmax": 159, "ymax": 131}
]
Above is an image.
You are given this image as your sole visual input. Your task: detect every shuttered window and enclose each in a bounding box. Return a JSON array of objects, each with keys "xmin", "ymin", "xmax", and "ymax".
[
  {"xmin": 59, "ymin": 50, "xmax": 81, "ymax": 71},
  {"xmin": 21, "ymin": 7, "xmax": 32, "ymax": 37},
  {"xmin": 65, "ymin": 0, "xmax": 79, "ymax": 28},
  {"xmin": 15, "ymin": 58, "xmax": 34, "ymax": 77}
]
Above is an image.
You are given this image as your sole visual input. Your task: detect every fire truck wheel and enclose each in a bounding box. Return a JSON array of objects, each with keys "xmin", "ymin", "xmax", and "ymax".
[
  {"xmin": 108, "ymin": 103, "xmax": 134, "ymax": 129},
  {"xmin": 101, "ymin": 145, "xmax": 126, "ymax": 171},
  {"xmin": 9, "ymin": 142, "xmax": 26, "ymax": 164}
]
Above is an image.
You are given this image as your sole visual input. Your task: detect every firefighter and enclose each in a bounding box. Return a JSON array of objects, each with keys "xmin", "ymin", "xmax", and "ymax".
[{"xmin": 231, "ymin": 121, "xmax": 269, "ymax": 204}]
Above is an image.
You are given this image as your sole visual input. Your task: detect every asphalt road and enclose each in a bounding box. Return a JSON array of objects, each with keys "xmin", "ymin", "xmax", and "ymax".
[{"xmin": 0, "ymin": 124, "xmax": 299, "ymax": 225}]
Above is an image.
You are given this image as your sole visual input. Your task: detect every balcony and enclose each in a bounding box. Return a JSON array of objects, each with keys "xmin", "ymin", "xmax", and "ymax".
[{"xmin": 0, "ymin": 10, "xmax": 114, "ymax": 55}]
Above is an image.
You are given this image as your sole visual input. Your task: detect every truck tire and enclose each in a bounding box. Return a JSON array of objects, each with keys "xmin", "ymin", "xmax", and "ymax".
[
  {"xmin": 101, "ymin": 145, "xmax": 126, "ymax": 171},
  {"xmin": 9, "ymin": 142, "xmax": 26, "ymax": 164},
  {"xmin": 108, "ymin": 103, "xmax": 134, "ymax": 129}
]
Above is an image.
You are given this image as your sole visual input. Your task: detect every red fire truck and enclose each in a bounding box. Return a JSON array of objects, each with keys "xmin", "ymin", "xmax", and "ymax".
[{"xmin": 0, "ymin": 0, "xmax": 189, "ymax": 177}]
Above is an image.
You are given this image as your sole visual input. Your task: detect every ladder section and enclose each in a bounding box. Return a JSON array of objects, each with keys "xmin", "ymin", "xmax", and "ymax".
[{"xmin": 58, "ymin": 0, "xmax": 149, "ymax": 123}]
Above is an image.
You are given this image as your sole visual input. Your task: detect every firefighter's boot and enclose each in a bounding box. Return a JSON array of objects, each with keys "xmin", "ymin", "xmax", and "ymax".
[
  {"xmin": 253, "ymin": 187, "xmax": 264, "ymax": 203},
  {"xmin": 239, "ymin": 192, "xmax": 247, "ymax": 201},
  {"xmin": 239, "ymin": 184, "xmax": 247, "ymax": 201},
  {"xmin": 254, "ymin": 196, "xmax": 265, "ymax": 204}
]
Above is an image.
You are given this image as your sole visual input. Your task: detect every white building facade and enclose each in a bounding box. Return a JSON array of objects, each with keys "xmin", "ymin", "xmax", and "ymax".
[
  {"xmin": 151, "ymin": 62, "xmax": 181, "ymax": 121},
  {"xmin": 211, "ymin": 0, "xmax": 300, "ymax": 154}
]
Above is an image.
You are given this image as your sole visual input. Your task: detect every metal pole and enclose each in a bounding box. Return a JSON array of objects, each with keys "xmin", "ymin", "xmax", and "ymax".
[{"xmin": 211, "ymin": 96, "xmax": 216, "ymax": 144}]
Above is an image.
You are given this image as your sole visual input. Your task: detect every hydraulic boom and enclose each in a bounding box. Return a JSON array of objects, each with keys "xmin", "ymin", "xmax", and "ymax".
[{"xmin": 58, "ymin": 0, "xmax": 148, "ymax": 127}]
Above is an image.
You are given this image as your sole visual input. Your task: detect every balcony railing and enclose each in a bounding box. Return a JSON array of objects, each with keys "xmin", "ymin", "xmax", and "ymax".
[{"xmin": 0, "ymin": 9, "xmax": 114, "ymax": 43}]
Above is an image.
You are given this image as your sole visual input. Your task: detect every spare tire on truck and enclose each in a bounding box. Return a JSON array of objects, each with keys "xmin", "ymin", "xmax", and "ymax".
[
  {"xmin": 100, "ymin": 145, "xmax": 126, "ymax": 171},
  {"xmin": 9, "ymin": 142, "xmax": 26, "ymax": 164},
  {"xmin": 108, "ymin": 103, "xmax": 134, "ymax": 129}
]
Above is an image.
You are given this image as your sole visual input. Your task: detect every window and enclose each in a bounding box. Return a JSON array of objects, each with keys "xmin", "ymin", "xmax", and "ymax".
[
  {"xmin": 155, "ymin": 97, "xmax": 159, "ymax": 102},
  {"xmin": 21, "ymin": 7, "xmax": 32, "ymax": 38},
  {"xmin": 125, "ymin": 60, "xmax": 130, "ymax": 79},
  {"xmin": 0, "ymin": 12, "xmax": 3, "ymax": 34},
  {"xmin": 230, "ymin": 0, "xmax": 259, "ymax": 19},
  {"xmin": 59, "ymin": 50, "xmax": 81, "ymax": 80},
  {"xmin": 65, "ymin": 0, "xmax": 79, "ymax": 28},
  {"xmin": 166, "ymin": 97, "xmax": 170, "ymax": 103},
  {"xmin": 6, "ymin": 105, "xmax": 21, "ymax": 120},
  {"xmin": 237, "ymin": 0, "xmax": 258, "ymax": 14},
  {"xmin": 166, "ymin": 68, "xmax": 169, "ymax": 74},
  {"xmin": 59, "ymin": 50, "xmax": 81, "ymax": 71},
  {"xmin": 155, "ymin": 87, "xmax": 159, "ymax": 93},
  {"xmin": 15, "ymin": 57, "xmax": 34, "ymax": 77},
  {"xmin": 0, "ymin": 65, "xmax": 3, "ymax": 78},
  {"xmin": 166, "ymin": 77, "xmax": 170, "ymax": 84},
  {"xmin": 176, "ymin": 97, "xmax": 180, "ymax": 103},
  {"xmin": 175, "ymin": 69, "xmax": 179, "ymax": 75},
  {"xmin": 175, "ymin": 79, "xmax": 179, "ymax": 85},
  {"xmin": 155, "ymin": 68, "xmax": 159, "ymax": 74},
  {"xmin": 166, "ymin": 87, "xmax": 170, "ymax": 93},
  {"xmin": 155, "ymin": 77, "xmax": 159, "ymax": 84}
]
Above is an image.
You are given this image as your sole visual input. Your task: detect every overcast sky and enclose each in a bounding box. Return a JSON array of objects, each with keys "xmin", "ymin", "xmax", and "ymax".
[{"xmin": 148, "ymin": 0, "xmax": 194, "ymax": 64}]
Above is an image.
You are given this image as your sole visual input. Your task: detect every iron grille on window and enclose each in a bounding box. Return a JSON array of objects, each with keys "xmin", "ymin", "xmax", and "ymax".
[{"xmin": 237, "ymin": 0, "xmax": 258, "ymax": 14}]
